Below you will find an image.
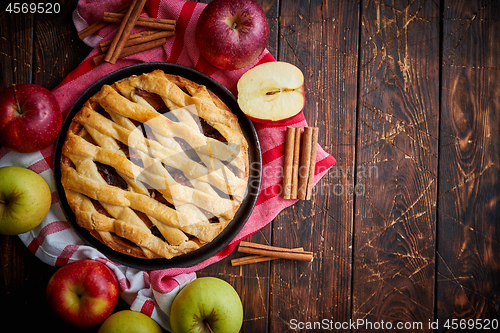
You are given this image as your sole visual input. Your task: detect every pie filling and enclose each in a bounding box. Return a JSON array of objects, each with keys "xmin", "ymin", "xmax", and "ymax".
[{"xmin": 60, "ymin": 70, "xmax": 249, "ymax": 259}]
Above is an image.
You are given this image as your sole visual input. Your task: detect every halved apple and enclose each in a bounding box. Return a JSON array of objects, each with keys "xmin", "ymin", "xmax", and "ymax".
[{"xmin": 237, "ymin": 61, "xmax": 305, "ymax": 123}]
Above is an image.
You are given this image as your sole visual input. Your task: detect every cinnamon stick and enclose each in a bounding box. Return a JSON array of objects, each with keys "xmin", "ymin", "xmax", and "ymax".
[
  {"xmin": 231, "ymin": 248, "xmax": 304, "ymax": 266},
  {"xmin": 297, "ymin": 127, "xmax": 313, "ymax": 199},
  {"xmin": 282, "ymin": 127, "xmax": 296, "ymax": 199},
  {"xmin": 237, "ymin": 241, "xmax": 313, "ymax": 262},
  {"xmin": 103, "ymin": 12, "xmax": 176, "ymax": 31},
  {"xmin": 290, "ymin": 127, "xmax": 301, "ymax": 199},
  {"xmin": 305, "ymin": 127, "xmax": 319, "ymax": 199},
  {"xmin": 78, "ymin": 20, "xmax": 109, "ymax": 40},
  {"xmin": 104, "ymin": 0, "xmax": 148, "ymax": 64},
  {"xmin": 93, "ymin": 37, "xmax": 167, "ymax": 66},
  {"xmin": 77, "ymin": 3, "xmax": 130, "ymax": 40},
  {"xmin": 99, "ymin": 30, "xmax": 174, "ymax": 53}
]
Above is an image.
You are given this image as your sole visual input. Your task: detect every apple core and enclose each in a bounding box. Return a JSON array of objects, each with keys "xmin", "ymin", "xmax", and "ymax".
[{"xmin": 237, "ymin": 61, "xmax": 306, "ymax": 123}]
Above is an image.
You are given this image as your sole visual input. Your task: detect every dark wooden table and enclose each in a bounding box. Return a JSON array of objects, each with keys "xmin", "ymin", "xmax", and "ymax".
[{"xmin": 1, "ymin": 0, "xmax": 499, "ymax": 332}]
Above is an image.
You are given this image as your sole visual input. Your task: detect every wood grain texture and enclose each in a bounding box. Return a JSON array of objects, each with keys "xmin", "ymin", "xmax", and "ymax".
[
  {"xmin": 437, "ymin": 0, "xmax": 500, "ymax": 330},
  {"xmin": 0, "ymin": 7, "xmax": 34, "ymax": 88},
  {"xmin": 32, "ymin": 0, "xmax": 90, "ymax": 89},
  {"xmin": 269, "ymin": 0, "xmax": 359, "ymax": 331},
  {"xmin": 353, "ymin": 0, "xmax": 440, "ymax": 330}
]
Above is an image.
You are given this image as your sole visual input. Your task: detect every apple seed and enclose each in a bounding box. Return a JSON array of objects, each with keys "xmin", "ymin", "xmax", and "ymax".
[{"xmin": 265, "ymin": 88, "xmax": 297, "ymax": 95}]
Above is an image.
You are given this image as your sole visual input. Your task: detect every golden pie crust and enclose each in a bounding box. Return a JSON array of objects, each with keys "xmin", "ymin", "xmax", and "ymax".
[{"xmin": 60, "ymin": 70, "xmax": 249, "ymax": 259}]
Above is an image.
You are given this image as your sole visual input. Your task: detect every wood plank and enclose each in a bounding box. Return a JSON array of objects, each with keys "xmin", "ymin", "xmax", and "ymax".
[
  {"xmin": 269, "ymin": 0, "xmax": 359, "ymax": 331},
  {"xmin": 352, "ymin": 0, "xmax": 440, "ymax": 330},
  {"xmin": 197, "ymin": 1, "xmax": 279, "ymax": 332},
  {"xmin": 32, "ymin": 0, "xmax": 90, "ymax": 89},
  {"xmin": 0, "ymin": 5, "xmax": 34, "ymax": 88},
  {"xmin": 437, "ymin": 0, "xmax": 500, "ymax": 330}
]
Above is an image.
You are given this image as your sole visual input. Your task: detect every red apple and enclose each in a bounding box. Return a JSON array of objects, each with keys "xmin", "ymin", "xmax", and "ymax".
[
  {"xmin": 195, "ymin": 0, "xmax": 270, "ymax": 71},
  {"xmin": 46, "ymin": 260, "xmax": 119, "ymax": 328},
  {"xmin": 237, "ymin": 61, "xmax": 305, "ymax": 123},
  {"xmin": 0, "ymin": 83, "xmax": 62, "ymax": 153}
]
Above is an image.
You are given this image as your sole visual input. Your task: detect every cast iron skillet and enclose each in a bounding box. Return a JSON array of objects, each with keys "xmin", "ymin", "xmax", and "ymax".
[{"xmin": 53, "ymin": 63, "xmax": 261, "ymax": 270}]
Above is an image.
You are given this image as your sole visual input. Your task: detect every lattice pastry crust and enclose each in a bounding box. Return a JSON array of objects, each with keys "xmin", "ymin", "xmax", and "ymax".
[{"xmin": 60, "ymin": 70, "xmax": 249, "ymax": 259}]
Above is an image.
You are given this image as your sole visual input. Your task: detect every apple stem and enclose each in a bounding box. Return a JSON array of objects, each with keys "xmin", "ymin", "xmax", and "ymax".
[
  {"xmin": 205, "ymin": 320, "xmax": 214, "ymax": 333},
  {"xmin": 12, "ymin": 84, "xmax": 23, "ymax": 115}
]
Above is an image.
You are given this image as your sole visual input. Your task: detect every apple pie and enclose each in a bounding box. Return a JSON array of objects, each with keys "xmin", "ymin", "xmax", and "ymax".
[{"xmin": 60, "ymin": 69, "xmax": 249, "ymax": 259}]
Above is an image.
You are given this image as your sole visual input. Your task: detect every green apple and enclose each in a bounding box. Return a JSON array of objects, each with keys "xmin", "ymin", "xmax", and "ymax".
[
  {"xmin": 0, "ymin": 166, "xmax": 51, "ymax": 235},
  {"xmin": 169, "ymin": 277, "xmax": 243, "ymax": 333},
  {"xmin": 98, "ymin": 310, "xmax": 162, "ymax": 333}
]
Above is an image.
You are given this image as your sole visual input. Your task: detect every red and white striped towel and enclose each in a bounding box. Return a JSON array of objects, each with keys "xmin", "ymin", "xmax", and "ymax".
[{"xmin": 0, "ymin": 0, "xmax": 335, "ymax": 330}]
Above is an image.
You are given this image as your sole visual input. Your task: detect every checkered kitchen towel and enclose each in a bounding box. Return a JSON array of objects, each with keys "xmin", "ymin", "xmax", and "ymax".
[{"xmin": 0, "ymin": 0, "xmax": 336, "ymax": 330}]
